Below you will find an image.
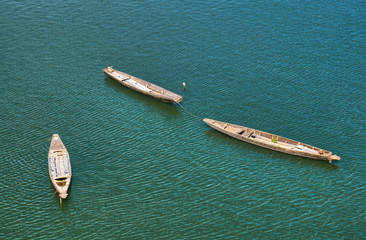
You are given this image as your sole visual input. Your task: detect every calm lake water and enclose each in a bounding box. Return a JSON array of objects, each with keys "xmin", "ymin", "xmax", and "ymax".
[{"xmin": 1, "ymin": 0, "xmax": 365, "ymax": 239}]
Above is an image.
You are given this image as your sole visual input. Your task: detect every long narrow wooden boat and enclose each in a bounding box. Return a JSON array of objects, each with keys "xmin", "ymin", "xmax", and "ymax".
[
  {"xmin": 203, "ymin": 118, "xmax": 340, "ymax": 163},
  {"xmin": 103, "ymin": 67, "xmax": 183, "ymax": 103},
  {"xmin": 48, "ymin": 134, "xmax": 72, "ymax": 199}
]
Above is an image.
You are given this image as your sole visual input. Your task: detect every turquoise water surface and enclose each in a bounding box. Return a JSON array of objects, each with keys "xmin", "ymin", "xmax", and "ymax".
[{"xmin": 1, "ymin": 1, "xmax": 365, "ymax": 239}]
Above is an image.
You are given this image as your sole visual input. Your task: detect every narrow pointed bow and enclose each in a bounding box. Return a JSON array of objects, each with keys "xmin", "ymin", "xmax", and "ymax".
[{"xmin": 203, "ymin": 118, "xmax": 215, "ymax": 126}]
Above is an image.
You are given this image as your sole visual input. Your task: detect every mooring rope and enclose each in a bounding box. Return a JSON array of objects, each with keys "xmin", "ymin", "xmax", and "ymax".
[
  {"xmin": 51, "ymin": 190, "xmax": 57, "ymax": 198},
  {"xmin": 175, "ymin": 101, "xmax": 203, "ymax": 120}
]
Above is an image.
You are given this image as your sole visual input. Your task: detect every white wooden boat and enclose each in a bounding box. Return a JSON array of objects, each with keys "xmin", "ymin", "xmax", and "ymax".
[
  {"xmin": 48, "ymin": 134, "xmax": 72, "ymax": 199},
  {"xmin": 204, "ymin": 118, "xmax": 340, "ymax": 163},
  {"xmin": 103, "ymin": 67, "xmax": 183, "ymax": 103}
]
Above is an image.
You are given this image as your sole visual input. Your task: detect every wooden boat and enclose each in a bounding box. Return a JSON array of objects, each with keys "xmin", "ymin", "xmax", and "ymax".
[
  {"xmin": 48, "ymin": 134, "xmax": 72, "ymax": 200},
  {"xmin": 203, "ymin": 118, "xmax": 340, "ymax": 163},
  {"xmin": 103, "ymin": 67, "xmax": 183, "ymax": 103}
]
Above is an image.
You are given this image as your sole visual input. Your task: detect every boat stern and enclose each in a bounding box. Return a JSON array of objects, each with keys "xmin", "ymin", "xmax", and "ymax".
[
  {"xmin": 59, "ymin": 193, "xmax": 68, "ymax": 199},
  {"xmin": 174, "ymin": 96, "xmax": 183, "ymax": 103},
  {"xmin": 329, "ymin": 154, "xmax": 340, "ymax": 161}
]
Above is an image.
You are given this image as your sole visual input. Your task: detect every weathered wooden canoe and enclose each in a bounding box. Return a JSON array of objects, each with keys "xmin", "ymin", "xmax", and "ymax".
[
  {"xmin": 203, "ymin": 118, "xmax": 340, "ymax": 163},
  {"xmin": 48, "ymin": 134, "xmax": 72, "ymax": 199},
  {"xmin": 103, "ymin": 67, "xmax": 183, "ymax": 103}
]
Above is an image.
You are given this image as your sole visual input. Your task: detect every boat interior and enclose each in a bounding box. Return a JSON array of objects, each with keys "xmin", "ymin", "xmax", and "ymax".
[
  {"xmin": 221, "ymin": 122, "xmax": 327, "ymax": 155},
  {"xmin": 107, "ymin": 68, "xmax": 175, "ymax": 94},
  {"xmin": 55, "ymin": 177, "xmax": 68, "ymax": 187}
]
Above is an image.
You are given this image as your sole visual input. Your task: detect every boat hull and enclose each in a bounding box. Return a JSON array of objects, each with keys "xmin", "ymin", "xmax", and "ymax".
[
  {"xmin": 48, "ymin": 134, "xmax": 72, "ymax": 199},
  {"xmin": 103, "ymin": 67, "xmax": 183, "ymax": 103},
  {"xmin": 204, "ymin": 118, "xmax": 340, "ymax": 162}
]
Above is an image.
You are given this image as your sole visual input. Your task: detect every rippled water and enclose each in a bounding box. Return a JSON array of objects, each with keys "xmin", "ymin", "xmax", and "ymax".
[{"xmin": 1, "ymin": 1, "xmax": 365, "ymax": 239}]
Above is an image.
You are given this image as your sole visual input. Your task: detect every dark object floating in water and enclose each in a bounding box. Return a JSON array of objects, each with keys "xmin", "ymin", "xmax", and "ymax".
[
  {"xmin": 103, "ymin": 67, "xmax": 183, "ymax": 103},
  {"xmin": 203, "ymin": 118, "xmax": 340, "ymax": 163}
]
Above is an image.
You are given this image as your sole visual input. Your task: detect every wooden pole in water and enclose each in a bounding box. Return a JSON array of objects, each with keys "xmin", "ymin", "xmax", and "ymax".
[{"xmin": 183, "ymin": 82, "xmax": 186, "ymax": 91}]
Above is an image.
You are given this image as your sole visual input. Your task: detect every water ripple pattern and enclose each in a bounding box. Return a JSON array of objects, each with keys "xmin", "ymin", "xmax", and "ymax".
[{"xmin": 1, "ymin": 0, "xmax": 365, "ymax": 239}]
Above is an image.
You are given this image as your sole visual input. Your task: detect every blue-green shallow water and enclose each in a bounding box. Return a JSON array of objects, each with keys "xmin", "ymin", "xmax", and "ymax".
[{"xmin": 1, "ymin": 0, "xmax": 365, "ymax": 239}]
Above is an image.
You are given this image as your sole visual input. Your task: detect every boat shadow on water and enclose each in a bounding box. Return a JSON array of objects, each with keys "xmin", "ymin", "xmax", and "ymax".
[
  {"xmin": 204, "ymin": 129, "xmax": 339, "ymax": 170},
  {"xmin": 104, "ymin": 77, "xmax": 182, "ymax": 118}
]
